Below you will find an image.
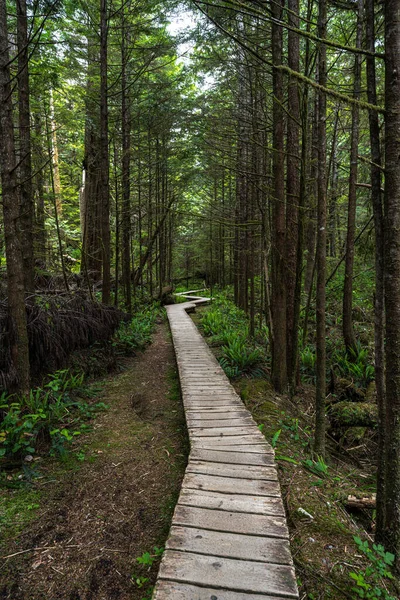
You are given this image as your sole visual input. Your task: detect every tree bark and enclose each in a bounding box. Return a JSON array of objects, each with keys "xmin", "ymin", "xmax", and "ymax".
[
  {"xmin": 343, "ymin": 0, "xmax": 363, "ymax": 356},
  {"xmin": 121, "ymin": 7, "xmax": 131, "ymax": 311},
  {"xmin": 314, "ymin": 0, "xmax": 327, "ymax": 457},
  {"xmin": 286, "ymin": 0, "xmax": 301, "ymax": 389},
  {"xmin": 82, "ymin": 35, "xmax": 102, "ymax": 282},
  {"xmin": 0, "ymin": 0, "xmax": 30, "ymax": 393},
  {"xmin": 365, "ymin": 0, "xmax": 386, "ymax": 545},
  {"xmin": 381, "ymin": 0, "xmax": 400, "ymax": 567},
  {"xmin": 17, "ymin": 0, "xmax": 34, "ymax": 294},
  {"xmin": 100, "ymin": 0, "xmax": 111, "ymax": 304},
  {"xmin": 271, "ymin": 0, "xmax": 287, "ymax": 393}
]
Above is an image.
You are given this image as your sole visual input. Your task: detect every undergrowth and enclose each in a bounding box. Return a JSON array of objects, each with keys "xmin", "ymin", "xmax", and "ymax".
[
  {"xmin": 237, "ymin": 378, "xmax": 397, "ymax": 600},
  {"xmin": 0, "ymin": 302, "xmax": 163, "ymax": 469},
  {"xmin": 199, "ymin": 292, "xmax": 267, "ymax": 377}
]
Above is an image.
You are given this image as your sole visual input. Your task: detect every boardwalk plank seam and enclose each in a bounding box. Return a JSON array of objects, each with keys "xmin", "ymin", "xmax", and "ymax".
[{"xmin": 153, "ymin": 297, "xmax": 299, "ymax": 599}]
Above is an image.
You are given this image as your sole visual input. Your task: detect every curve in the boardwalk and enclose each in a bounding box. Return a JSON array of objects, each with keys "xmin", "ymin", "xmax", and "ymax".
[{"xmin": 153, "ymin": 294, "xmax": 299, "ymax": 600}]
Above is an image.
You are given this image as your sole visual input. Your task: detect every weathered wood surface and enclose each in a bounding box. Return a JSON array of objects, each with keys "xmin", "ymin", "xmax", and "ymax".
[{"xmin": 153, "ymin": 296, "xmax": 298, "ymax": 599}]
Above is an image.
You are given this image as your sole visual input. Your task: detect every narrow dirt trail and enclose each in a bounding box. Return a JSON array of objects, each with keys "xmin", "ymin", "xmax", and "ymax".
[{"xmin": 0, "ymin": 323, "xmax": 188, "ymax": 600}]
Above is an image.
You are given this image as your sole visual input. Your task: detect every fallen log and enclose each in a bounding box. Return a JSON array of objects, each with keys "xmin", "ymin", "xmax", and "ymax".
[
  {"xmin": 328, "ymin": 401, "xmax": 377, "ymax": 428},
  {"xmin": 345, "ymin": 494, "xmax": 376, "ymax": 510}
]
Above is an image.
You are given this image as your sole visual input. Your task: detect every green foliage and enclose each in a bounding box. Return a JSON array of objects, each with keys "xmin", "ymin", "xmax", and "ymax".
[
  {"xmin": 200, "ymin": 292, "xmax": 267, "ymax": 378},
  {"xmin": 302, "ymin": 456, "xmax": 329, "ymax": 477},
  {"xmin": 0, "ymin": 403, "xmax": 45, "ymax": 458},
  {"xmin": 300, "ymin": 346, "xmax": 317, "ymax": 384},
  {"xmin": 271, "ymin": 428, "xmax": 281, "ymax": 448},
  {"xmin": 220, "ymin": 338, "xmax": 265, "ymax": 377},
  {"xmin": 332, "ymin": 341, "xmax": 375, "ymax": 388},
  {"xmin": 136, "ymin": 546, "xmax": 164, "ymax": 567},
  {"xmin": 0, "ymin": 370, "xmax": 103, "ymax": 461},
  {"xmin": 113, "ymin": 304, "xmax": 163, "ymax": 354},
  {"xmin": 131, "ymin": 547, "xmax": 164, "ymax": 599},
  {"xmin": 349, "ymin": 537, "xmax": 396, "ymax": 600},
  {"xmin": 300, "ymin": 341, "xmax": 374, "ymax": 389},
  {"xmin": 201, "ymin": 311, "xmax": 226, "ymax": 337}
]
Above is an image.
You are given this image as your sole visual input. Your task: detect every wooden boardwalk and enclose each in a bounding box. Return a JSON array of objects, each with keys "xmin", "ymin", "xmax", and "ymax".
[{"xmin": 153, "ymin": 295, "xmax": 298, "ymax": 599}]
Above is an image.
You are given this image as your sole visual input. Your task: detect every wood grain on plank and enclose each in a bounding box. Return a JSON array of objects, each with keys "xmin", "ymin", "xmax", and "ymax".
[
  {"xmin": 153, "ymin": 580, "xmax": 287, "ymax": 600},
  {"xmin": 172, "ymin": 505, "xmax": 289, "ymax": 538},
  {"xmin": 186, "ymin": 461, "xmax": 278, "ymax": 480},
  {"xmin": 179, "ymin": 489, "xmax": 285, "ymax": 516},
  {"xmin": 183, "ymin": 472, "xmax": 281, "ymax": 496},
  {"xmin": 190, "ymin": 449, "xmax": 275, "ymax": 466},
  {"xmin": 166, "ymin": 526, "xmax": 293, "ymax": 564},
  {"xmin": 158, "ymin": 550, "xmax": 298, "ymax": 598}
]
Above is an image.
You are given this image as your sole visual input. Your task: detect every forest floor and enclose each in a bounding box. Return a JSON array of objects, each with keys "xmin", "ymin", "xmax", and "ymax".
[{"xmin": 0, "ymin": 323, "xmax": 188, "ymax": 600}]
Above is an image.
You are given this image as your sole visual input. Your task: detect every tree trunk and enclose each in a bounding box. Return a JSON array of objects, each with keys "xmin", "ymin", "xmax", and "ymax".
[
  {"xmin": 314, "ymin": 0, "xmax": 327, "ymax": 457},
  {"xmin": 100, "ymin": 0, "xmax": 111, "ymax": 304},
  {"xmin": 17, "ymin": 0, "xmax": 34, "ymax": 293},
  {"xmin": 82, "ymin": 36, "xmax": 102, "ymax": 282},
  {"xmin": 33, "ymin": 113, "xmax": 46, "ymax": 264},
  {"xmin": 121, "ymin": 9, "xmax": 131, "ymax": 311},
  {"xmin": 0, "ymin": 0, "xmax": 30, "ymax": 393},
  {"xmin": 381, "ymin": 0, "xmax": 400, "ymax": 568},
  {"xmin": 343, "ymin": 0, "xmax": 363, "ymax": 355},
  {"xmin": 365, "ymin": 0, "xmax": 386, "ymax": 545},
  {"xmin": 271, "ymin": 0, "xmax": 287, "ymax": 393},
  {"xmin": 286, "ymin": 0, "xmax": 301, "ymax": 389}
]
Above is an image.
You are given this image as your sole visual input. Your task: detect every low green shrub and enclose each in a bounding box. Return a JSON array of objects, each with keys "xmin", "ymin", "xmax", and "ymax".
[
  {"xmin": 349, "ymin": 536, "xmax": 396, "ymax": 600},
  {"xmin": 332, "ymin": 341, "xmax": 375, "ymax": 388},
  {"xmin": 113, "ymin": 303, "xmax": 163, "ymax": 353},
  {"xmin": 300, "ymin": 346, "xmax": 317, "ymax": 384},
  {"xmin": 220, "ymin": 338, "xmax": 265, "ymax": 377},
  {"xmin": 0, "ymin": 369, "xmax": 104, "ymax": 461}
]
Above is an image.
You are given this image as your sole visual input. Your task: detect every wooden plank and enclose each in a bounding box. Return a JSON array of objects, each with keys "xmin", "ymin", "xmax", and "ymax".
[
  {"xmin": 190, "ymin": 449, "xmax": 275, "ymax": 466},
  {"xmin": 179, "ymin": 489, "xmax": 285, "ymax": 516},
  {"xmin": 191, "ymin": 444, "xmax": 271, "ymax": 454},
  {"xmin": 186, "ymin": 461, "xmax": 278, "ymax": 481},
  {"xmin": 153, "ymin": 580, "xmax": 286, "ymax": 600},
  {"xmin": 186, "ymin": 407, "xmax": 249, "ymax": 414},
  {"xmin": 186, "ymin": 418, "xmax": 254, "ymax": 428},
  {"xmin": 190, "ymin": 435, "xmax": 267, "ymax": 446},
  {"xmin": 185, "ymin": 411, "xmax": 250, "ymax": 419},
  {"xmin": 157, "ymin": 550, "xmax": 298, "ymax": 598},
  {"xmin": 190, "ymin": 427, "xmax": 261, "ymax": 437},
  {"xmin": 183, "ymin": 473, "xmax": 280, "ymax": 497},
  {"xmin": 166, "ymin": 526, "xmax": 293, "ymax": 564},
  {"xmin": 173, "ymin": 505, "xmax": 288, "ymax": 538}
]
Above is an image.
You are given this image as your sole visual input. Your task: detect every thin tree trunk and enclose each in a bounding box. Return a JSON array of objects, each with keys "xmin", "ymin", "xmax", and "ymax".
[
  {"xmin": 121, "ymin": 8, "xmax": 131, "ymax": 311},
  {"xmin": 343, "ymin": 0, "xmax": 363, "ymax": 355},
  {"xmin": 100, "ymin": 0, "xmax": 111, "ymax": 304},
  {"xmin": 0, "ymin": 0, "xmax": 30, "ymax": 393},
  {"xmin": 314, "ymin": 0, "xmax": 327, "ymax": 457},
  {"xmin": 33, "ymin": 113, "xmax": 46, "ymax": 264},
  {"xmin": 82, "ymin": 35, "xmax": 102, "ymax": 281},
  {"xmin": 286, "ymin": 0, "xmax": 301, "ymax": 389},
  {"xmin": 17, "ymin": 0, "xmax": 34, "ymax": 293},
  {"xmin": 49, "ymin": 89, "xmax": 62, "ymax": 215},
  {"xmin": 271, "ymin": 0, "xmax": 287, "ymax": 393},
  {"xmin": 382, "ymin": 0, "xmax": 400, "ymax": 567},
  {"xmin": 44, "ymin": 105, "xmax": 69, "ymax": 293},
  {"xmin": 365, "ymin": 0, "xmax": 386, "ymax": 544}
]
